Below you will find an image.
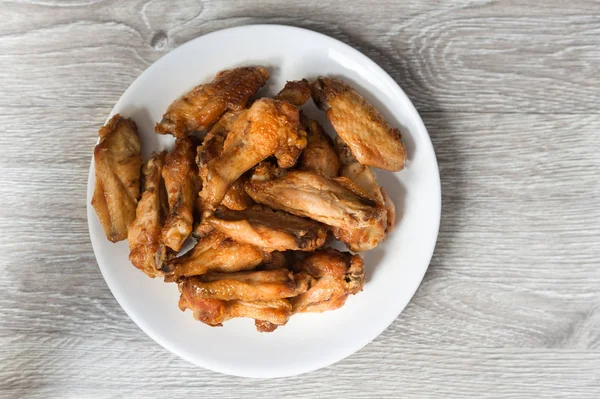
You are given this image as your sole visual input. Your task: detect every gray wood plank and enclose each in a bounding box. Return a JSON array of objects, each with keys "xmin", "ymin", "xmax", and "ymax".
[{"xmin": 0, "ymin": 0, "xmax": 598, "ymax": 113}]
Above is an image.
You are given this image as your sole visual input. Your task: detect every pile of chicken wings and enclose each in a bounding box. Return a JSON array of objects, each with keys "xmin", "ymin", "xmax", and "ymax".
[{"xmin": 91, "ymin": 67, "xmax": 406, "ymax": 332}]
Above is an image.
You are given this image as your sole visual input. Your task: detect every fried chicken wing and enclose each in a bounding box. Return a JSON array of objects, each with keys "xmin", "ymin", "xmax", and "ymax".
[
  {"xmin": 336, "ymin": 136, "xmax": 396, "ymax": 234},
  {"xmin": 160, "ymin": 137, "xmax": 200, "ymax": 252},
  {"xmin": 163, "ymin": 230, "xmax": 264, "ymax": 282},
  {"xmin": 220, "ymin": 175, "xmax": 254, "ymax": 210},
  {"xmin": 128, "ymin": 152, "xmax": 168, "ymax": 277},
  {"xmin": 298, "ymin": 114, "xmax": 340, "ymax": 178},
  {"xmin": 92, "ymin": 114, "xmax": 141, "ymax": 242},
  {"xmin": 206, "ymin": 205, "xmax": 328, "ymax": 252},
  {"xmin": 178, "ymin": 294, "xmax": 292, "ymax": 330},
  {"xmin": 275, "ymin": 79, "xmax": 311, "ymax": 106},
  {"xmin": 181, "ymin": 269, "xmax": 309, "ymax": 302},
  {"xmin": 311, "ymin": 77, "xmax": 406, "ymax": 171},
  {"xmin": 198, "ymin": 98, "xmax": 306, "ymax": 212},
  {"xmin": 195, "ymin": 111, "xmax": 241, "ymax": 167},
  {"xmin": 156, "ymin": 67, "xmax": 269, "ymax": 138},
  {"xmin": 290, "ymin": 249, "xmax": 365, "ymax": 313},
  {"xmin": 195, "ymin": 112, "xmax": 255, "ymax": 212},
  {"xmin": 244, "ymin": 164, "xmax": 386, "ymax": 251}
]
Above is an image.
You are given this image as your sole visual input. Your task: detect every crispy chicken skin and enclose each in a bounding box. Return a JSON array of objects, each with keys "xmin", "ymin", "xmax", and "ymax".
[
  {"xmin": 92, "ymin": 114, "xmax": 141, "ymax": 242},
  {"xmin": 163, "ymin": 230, "xmax": 264, "ymax": 282},
  {"xmin": 220, "ymin": 175, "xmax": 255, "ymax": 210},
  {"xmin": 311, "ymin": 77, "xmax": 406, "ymax": 171},
  {"xmin": 128, "ymin": 152, "xmax": 168, "ymax": 277},
  {"xmin": 160, "ymin": 137, "xmax": 200, "ymax": 252},
  {"xmin": 195, "ymin": 111, "xmax": 241, "ymax": 167},
  {"xmin": 195, "ymin": 112, "xmax": 255, "ymax": 211},
  {"xmin": 275, "ymin": 79, "xmax": 312, "ymax": 106},
  {"xmin": 206, "ymin": 205, "xmax": 328, "ymax": 252},
  {"xmin": 156, "ymin": 67, "xmax": 269, "ymax": 138},
  {"xmin": 199, "ymin": 98, "xmax": 306, "ymax": 212},
  {"xmin": 336, "ymin": 136, "xmax": 396, "ymax": 233},
  {"xmin": 298, "ymin": 114, "xmax": 340, "ymax": 178},
  {"xmin": 178, "ymin": 295, "xmax": 292, "ymax": 330},
  {"xmin": 244, "ymin": 164, "xmax": 386, "ymax": 251},
  {"xmin": 180, "ymin": 269, "xmax": 310, "ymax": 302},
  {"xmin": 290, "ymin": 249, "xmax": 365, "ymax": 313}
]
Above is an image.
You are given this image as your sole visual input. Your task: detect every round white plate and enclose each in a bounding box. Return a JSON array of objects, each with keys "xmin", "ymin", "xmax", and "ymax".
[{"xmin": 87, "ymin": 25, "xmax": 440, "ymax": 378}]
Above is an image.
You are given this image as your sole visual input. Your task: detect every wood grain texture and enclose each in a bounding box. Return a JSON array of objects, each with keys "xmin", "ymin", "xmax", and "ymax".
[{"xmin": 1, "ymin": 0, "xmax": 599, "ymax": 398}]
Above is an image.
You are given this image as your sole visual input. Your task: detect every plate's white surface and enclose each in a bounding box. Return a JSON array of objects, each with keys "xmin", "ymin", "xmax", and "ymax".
[{"xmin": 86, "ymin": 25, "xmax": 440, "ymax": 378}]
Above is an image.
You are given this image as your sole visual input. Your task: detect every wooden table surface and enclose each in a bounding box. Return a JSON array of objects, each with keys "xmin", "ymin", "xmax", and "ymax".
[{"xmin": 1, "ymin": 1, "xmax": 599, "ymax": 397}]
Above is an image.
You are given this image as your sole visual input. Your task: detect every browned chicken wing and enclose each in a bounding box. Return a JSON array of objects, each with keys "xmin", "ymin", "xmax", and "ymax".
[
  {"xmin": 311, "ymin": 77, "xmax": 406, "ymax": 171},
  {"xmin": 206, "ymin": 205, "xmax": 328, "ymax": 252},
  {"xmin": 290, "ymin": 249, "xmax": 365, "ymax": 313},
  {"xmin": 195, "ymin": 112, "xmax": 255, "ymax": 212},
  {"xmin": 244, "ymin": 164, "xmax": 386, "ymax": 251},
  {"xmin": 381, "ymin": 188, "xmax": 396, "ymax": 233},
  {"xmin": 336, "ymin": 136, "xmax": 396, "ymax": 233},
  {"xmin": 220, "ymin": 175, "xmax": 255, "ymax": 210},
  {"xmin": 195, "ymin": 111, "xmax": 241, "ymax": 167},
  {"xmin": 298, "ymin": 114, "xmax": 340, "ymax": 178},
  {"xmin": 180, "ymin": 269, "xmax": 310, "ymax": 302},
  {"xmin": 275, "ymin": 79, "xmax": 311, "ymax": 106},
  {"xmin": 198, "ymin": 98, "xmax": 306, "ymax": 212},
  {"xmin": 178, "ymin": 294, "xmax": 292, "ymax": 330},
  {"xmin": 128, "ymin": 152, "xmax": 168, "ymax": 277},
  {"xmin": 156, "ymin": 67, "xmax": 269, "ymax": 138},
  {"xmin": 92, "ymin": 114, "xmax": 141, "ymax": 242},
  {"xmin": 163, "ymin": 230, "xmax": 264, "ymax": 282},
  {"xmin": 160, "ymin": 137, "xmax": 200, "ymax": 252}
]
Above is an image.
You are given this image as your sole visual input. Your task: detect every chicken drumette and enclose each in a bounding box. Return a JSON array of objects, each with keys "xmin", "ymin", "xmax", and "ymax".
[
  {"xmin": 178, "ymin": 296, "xmax": 293, "ymax": 330},
  {"xmin": 163, "ymin": 230, "xmax": 266, "ymax": 282},
  {"xmin": 291, "ymin": 249, "xmax": 365, "ymax": 313},
  {"xmin": 297, "ymin": 114, "xmax": 340, "ymax": 178}
]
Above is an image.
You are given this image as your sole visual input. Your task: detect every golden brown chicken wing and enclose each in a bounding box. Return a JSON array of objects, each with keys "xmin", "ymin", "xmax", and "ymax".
[
  {"xmin": 244, "ymin": 164, "xmax": 386, "ymax": 251},
  {"xmin": 198, "ymin": 98, "xmax": 306, "ymax": 212},
  {"xmin": 205, "ymin": 205, "xmax": 328, "ymax": 252},
  {"xmin": 163, "ymin": 230, "xmax": 264, "ymax": 282},
  {"xmin": 311, "ymin": 77, "xmax": 406, "ymax": 171},
  {"xmin": 178, "ymin": 294, "xmax": 292, "ymax": 330},
  {"xmin": 128, "ymin": 152, "xmax": 168, "ymax": 277},
  {"xmin": 180, "ymin": 269, "xmax": 310, "ymax": 302},
  {"xmin": 92, "ymin": 114, "xmax": 141, "ymax": 242},
  {"xmin": 275, "ymin": 79, "xmax": 311, "ymax": 106},
  {"xmin": 336, "ymin": 136, "xmax": 396, "ymax": 233},
  {"xmin": 156, "ymin": 67, "xmax": 269, "ymax": 138},
  {"xmin": 195, "ymin": 111, "xmax": 241, "ymax": 167},
  {"xmin": 220, "ymin": 175, "xmax": 255, "ymax": 210},
  {"xmin": 290, "ymin": 249, "xmax": 365, "ymax": 313},
  {"xmin": 195, "ymin": 112, "xmax": 255, "ymax": 212},
  {"xmin": 298, "ymin": 114, "xmax": 340, "ymax": 178},
  {"xmin": 160, "ymin": 137, "xmax": 200, "ymax": 252}
]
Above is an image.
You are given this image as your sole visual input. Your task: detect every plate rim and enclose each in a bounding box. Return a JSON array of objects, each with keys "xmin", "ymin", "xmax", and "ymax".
[{"xmin": 86, "ymin": 23, "xmax": 441, "ymax": 378}]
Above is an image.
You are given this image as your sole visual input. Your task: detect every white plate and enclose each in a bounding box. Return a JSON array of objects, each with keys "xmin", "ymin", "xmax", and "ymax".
[{"xmin": 87, "ymin": 25, "xmax": 440, "ymax": 378}]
